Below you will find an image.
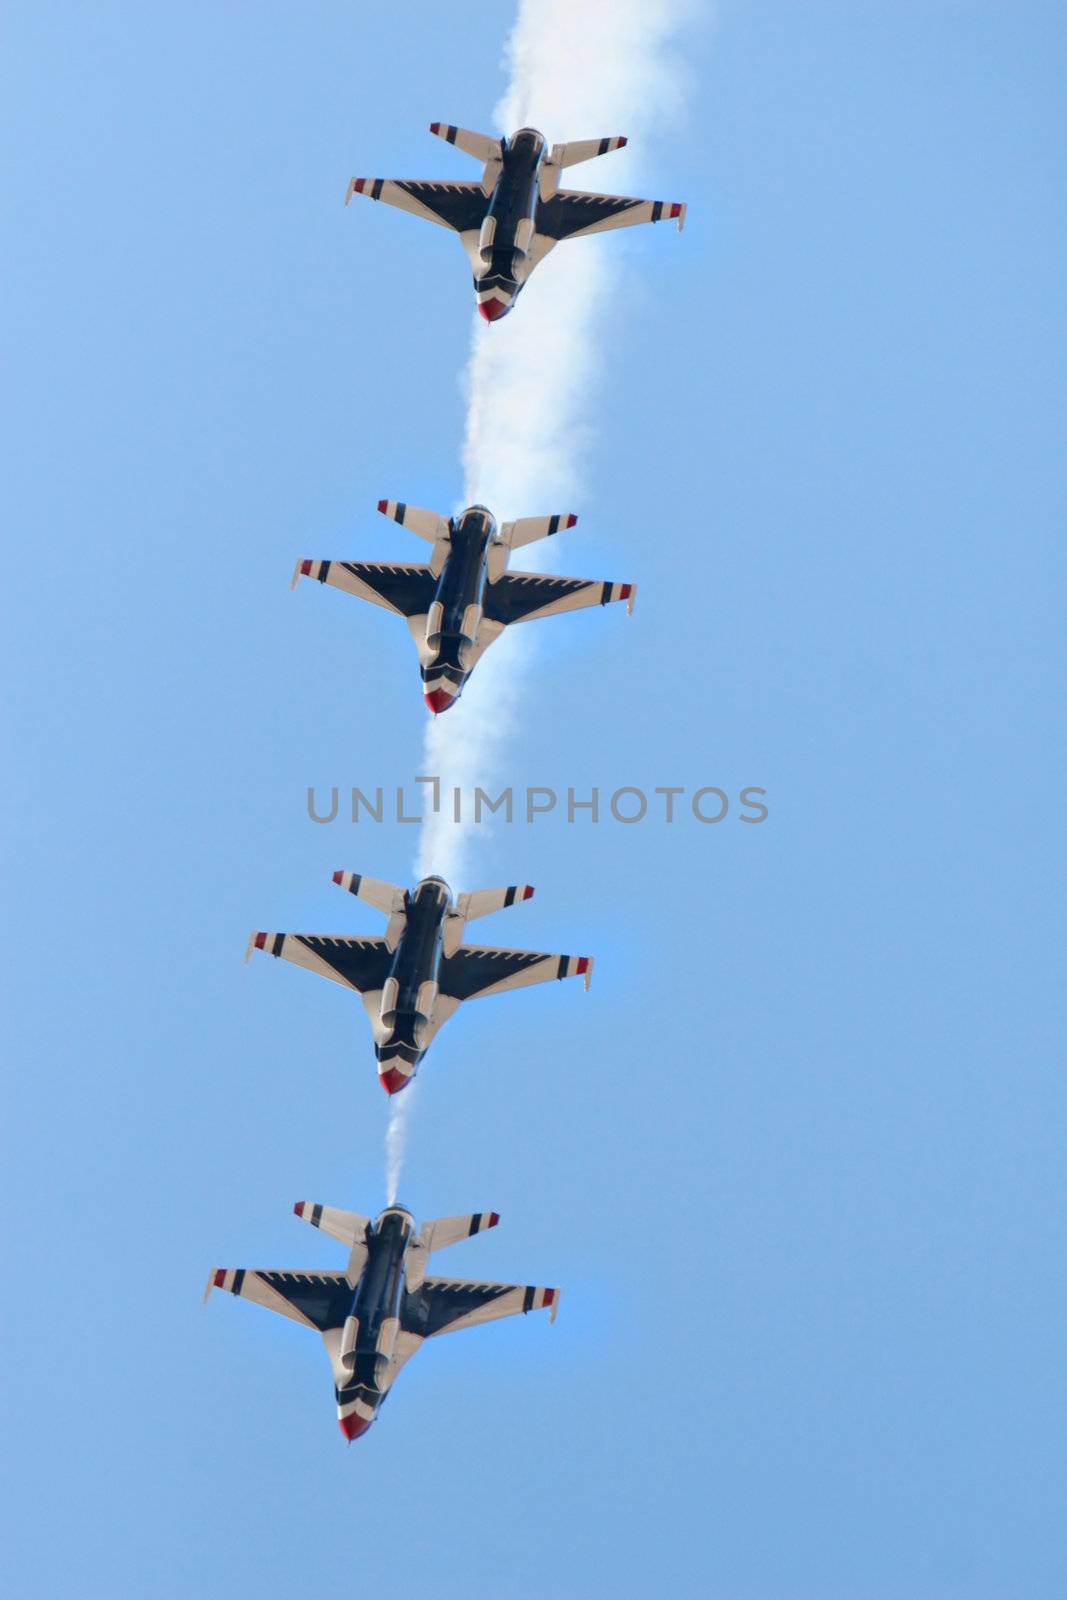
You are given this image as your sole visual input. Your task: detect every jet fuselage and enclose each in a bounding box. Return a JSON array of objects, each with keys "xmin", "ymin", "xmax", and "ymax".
[
  {"xmin": 376, "ymin": 877, "xmax": 451, "ymax": 1090},
  {"xmin": 336, "ymin": 1206, "xmax": 414, "ymax": 1439},
  {"xmin": 476, "ymin": 128, "xmax": 546, "ymax": 320},
  {"xmin": 422, "ymin": 506, "xmax": 496, "ymax": 712}
]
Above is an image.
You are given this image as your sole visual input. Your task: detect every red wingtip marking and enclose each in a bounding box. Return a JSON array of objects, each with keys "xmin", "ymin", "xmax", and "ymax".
[
  {"xmin": 213, "ymin": 1269, "xmax": 226, "ymax": 1288},
  {"xmin": 523, "ymin": 885, "xmax": 535, "ymax": 900},
  {"xmin": 544, "ymin": 1287, "xmax": 556, "ymax": 1306},
  {"xmin": 332, "ymin": 871, "xmax": 343, "ymax": 885},
  {"xmin": 619, "ymin": 584, "xmax": 632, "ymax": 599},
  {"xmin": 253, "ymin": 932, "xmax": 266, "ymax": 950},
  {"xmin": 377, "ymin": 499, "xmax": 388, "ymax": 514},
  {"xmin": 429, "ymin": 122, "xmax": 441, "ymax": 134},
  {"xmin": 294, "ymin": 1202, "xmax": 305, "ymax": 1217},
  {"xmin": 576, "ymin": 957, "xmax": 589, "ymax": 975},
  {"xmin": 489, "ymin": 1212, "xmax": 500, "ymax": 1227},
  {"xmin": 565, "ymin": 514, "xmax": 577, "ymax": 529},
  {"xmin": 300, "ymin": 559, "xmax": 312, "ymax": 575},
  {"xmin": 669, "ymin": 203, "xmax": 681, "ymax": 217},
  {"xmin": 339, "ymin": 1413, "xmax": 372, "ymax": 1441},
  {"xmin": 618, "ymin": 137, "xmax": 628, "ymax": 148},
  {"xmin": 352, "ymin": 178, "xmax": 366, "ymax": 194}
]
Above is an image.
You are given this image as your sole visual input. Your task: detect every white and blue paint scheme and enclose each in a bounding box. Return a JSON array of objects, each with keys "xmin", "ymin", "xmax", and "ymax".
[
  {"xmin": 248, "ymin": 872, "xmax": 593, "ymax": 1094},
  {"xmin": 346, "ymin": 123, "xmax": 685, "ymax": 321},
  {"xmin": 294, "ymin": 499, "xmax": 635, "ymax": 713},
  {"xmin": 207, "ymin": 1203, "xmax": 558, "ymax": 1441}
]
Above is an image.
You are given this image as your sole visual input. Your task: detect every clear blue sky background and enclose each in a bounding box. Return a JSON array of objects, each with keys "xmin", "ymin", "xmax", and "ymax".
[{"xmin": 3, "ymin": 3, "xmax": 1064, "ymax": 1596}]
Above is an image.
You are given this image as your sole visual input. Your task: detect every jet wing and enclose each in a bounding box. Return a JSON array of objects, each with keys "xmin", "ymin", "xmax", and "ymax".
[
  {"xmin": 345, "ymin": 177, "xmax": 489, "ymax": 235},
  {"xmin": 405, "ymin": 1276, "xmax": 559, "ymax": 1340},
  {"xmin": 537, "ymin": 189, "xmax": 685, "ymax": 241},
  {"xmin": 438, "ymin": 944, "xmax": 592, "ymax": 1002},
  {"xmin": 485, "ymin": 572, "xmax": 634, "ymax": 626},
  {"xmin": 294, "ymin": 559, "xmax": 436, "ymax": 620},
  {"xmin": 206, "ymin": 1268, "xmax": 351, "ymax": 1331},
  {"xmin": 248, "ymin": 932, "xmax": 393, "ymax": 996}
]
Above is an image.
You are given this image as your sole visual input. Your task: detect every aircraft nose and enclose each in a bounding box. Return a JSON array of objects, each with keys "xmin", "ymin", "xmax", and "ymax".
[
  {"xmin": 425, "ymin": 687, "xmax": 456, "ymax": 715},
  {"xmin": 379, "ymin": 1066, "xmax": 412, "ymax": 1096},
  {"xmin": 339, "ymin": 1412, "xmax": 373, "ymax": 1442},
  {"xmin": 478, "ymin": 295, "xmax": 511, "ymax": 323}
]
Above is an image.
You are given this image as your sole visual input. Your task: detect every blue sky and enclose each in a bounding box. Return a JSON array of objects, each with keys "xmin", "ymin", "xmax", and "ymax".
[{"xmin": 3, "ymin": 2, "xmax": 1065, "ymax": 1596}]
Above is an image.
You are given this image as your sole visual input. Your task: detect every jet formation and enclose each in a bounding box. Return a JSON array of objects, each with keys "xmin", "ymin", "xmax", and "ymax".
[
  {"xmin": 346, "ymin": 122, "xmax": 685, "ymax": 321},
  {"xmin": 207, "ymin": 1203, "xmax": 557, "ymax": 1441},
  {"xmin": 294, "ymin": 499, "xmax": 635, "ymax": 713},
  {"xmin": 247, "ymin": 872, "xmax": 592, "ymax": 1095},
  {"xmin": 211, "ymin": 117, "xmax": 685, "ymax": 1443}
]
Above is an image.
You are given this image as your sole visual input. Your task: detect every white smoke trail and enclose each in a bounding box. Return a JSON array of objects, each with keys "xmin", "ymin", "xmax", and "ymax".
[
  {"xmin": 385, "ymin": 1084, "xmax": 417, "ymax": 1206},
  {"xmin": 391, "ymin": 0, "xmax": 703, "ymax": 1200},
  {"xmin": 415, "ymin": 0, "xmax": 702, "ymax": 889}
]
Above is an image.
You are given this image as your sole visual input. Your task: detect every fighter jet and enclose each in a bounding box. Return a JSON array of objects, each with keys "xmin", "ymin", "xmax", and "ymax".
[
  {"xmin": 206, "ymin": 1202, "xmax": 558, "ymax": 1441},
  {"xmin": 293, "ymin": 500, "xmax": 635, "ymax": 715},
  {"xmin": 345, "ymin": 123, "xmax": 686, "ymax": 321},
  {"xmin": 247, "ymin": 872, "xmax": 593, "ymax": 1094}
]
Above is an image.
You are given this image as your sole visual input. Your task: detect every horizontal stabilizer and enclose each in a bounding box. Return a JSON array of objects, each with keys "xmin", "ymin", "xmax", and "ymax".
[
  {"xmin": 454, "ymin": 884, "xmax": 534, "ymax": 922},
  {"xmin": 421, "ymin": 1212, "xmax": 500, "ymax": 1253},
  {"xmin": 293, "ymin": 1202, "xmax": 370, "ymax": 1248},
  {"xmin": 429, "ymin": 123, "xmax": 503, "ymax": 164},
  {"xmin": 499, "ymin": 513, "xmax": 577, "ymax": 550},
  {"xmin": 331, "ymin": 871, "xmax": 407, "ymax": 916},
  {"xmin": 551, "ymin": 136, "xmax": 627, "ymax": 168},
  {"xmin": 377, "ymin": 500, "xmax": 451, "ymax": 545}
]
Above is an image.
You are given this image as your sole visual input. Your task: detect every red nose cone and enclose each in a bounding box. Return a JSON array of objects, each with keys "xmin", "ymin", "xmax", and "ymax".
[
  {"xmin": 339, "ymin": 1413, "xmax": 373, "ymax": 1441},
  {"xmin": 379, "ymin": 1066, "xmax": 410, "ymax": 1096},
  {"xmin": 478, "ymin": 296, "xmax": 510, "ymax": 323},
  {"xmin": 424, "ymin": 688, "xmax": 455, "ymax": 715}
]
